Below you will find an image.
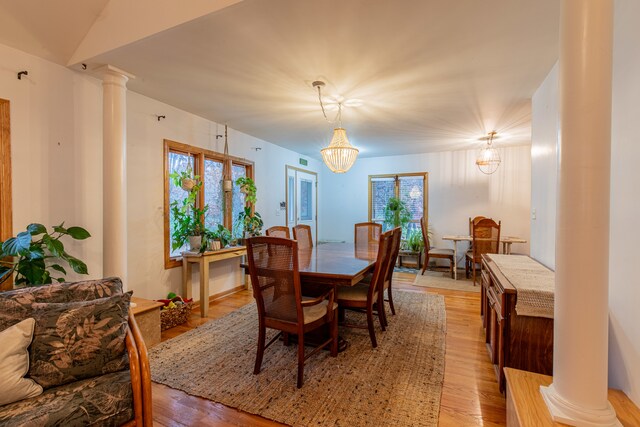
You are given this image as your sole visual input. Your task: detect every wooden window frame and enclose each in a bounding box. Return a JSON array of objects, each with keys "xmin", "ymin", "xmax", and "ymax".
[
  {"xmin": 367, "ymin": 172, "xmax": 429, "ymax": 229},
  {"xmin": 0, "ymin": 99, "xmax": 12, "ymax": 290},
  {"xmin": 163, "ymin": 139, "xmax": 254, "ymax": 269}
]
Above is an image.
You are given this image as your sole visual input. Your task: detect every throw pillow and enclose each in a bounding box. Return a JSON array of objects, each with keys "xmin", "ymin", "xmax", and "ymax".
[
  {"xmin": 0, "ymin": 318, "xmax": 44, "ymax": 406},
  {"xmin": 27, "ymin": 291, "xmax": 132, "ymax": 389}
]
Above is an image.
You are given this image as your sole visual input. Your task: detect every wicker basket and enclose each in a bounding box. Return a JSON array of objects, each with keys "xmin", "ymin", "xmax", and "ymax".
[{"xmin": 160, "ymin": 302, "xmax": 193, "ymax": 331}]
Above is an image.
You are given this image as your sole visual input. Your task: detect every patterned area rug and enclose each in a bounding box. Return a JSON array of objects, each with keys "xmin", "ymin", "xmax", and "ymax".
[
  {"xmin": 412, "ymin": 270, "xmax": 480, "ymax": 293},
  {"xmin": 150, "ymin": 291, "xmax": 446, "ymax": 427}
]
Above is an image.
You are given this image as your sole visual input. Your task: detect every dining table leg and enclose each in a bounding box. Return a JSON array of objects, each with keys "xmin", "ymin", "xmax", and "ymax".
[{"xmin": 453, "ymin": 241, "xmax": 459, "ymax": 280}]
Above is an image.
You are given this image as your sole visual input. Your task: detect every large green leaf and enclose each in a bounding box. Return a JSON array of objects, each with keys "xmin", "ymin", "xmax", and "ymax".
[
  {"xmin": 17, "ymin": 258, "xmax": 47, "ymax": 285},
  {"xmin": 27, "ymin": 223, "xmax": 47, "ymax": 236},
  {"xmin": 53, "ymin": 223, "xmax": 67, "ymax": 234},
  {"xmin": 2, "ymin": 232, "xmax": 32, "ymax": 256},
  {"xmin": 43, "ymin": 235, "xmax": 64, "ymax": 258},
  {"xmin": 27, "ymin": 246, "xmax": 45, "ymax": 260},
  {"xmin": 66, "ymin": 257, "xmax": 88, "ymax": 275},
  {"xmin": 50, "ymin": 264, "xmax": 67, "ymax": 275},
  {"xmin": 66, "ymin": 226, "xmax": 91, "ymax": 240}
]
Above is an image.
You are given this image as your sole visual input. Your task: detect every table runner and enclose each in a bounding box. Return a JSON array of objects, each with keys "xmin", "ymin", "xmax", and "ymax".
[{"xmin": 491, "ymin": 254, "xmax": 555, "ymax": 318}]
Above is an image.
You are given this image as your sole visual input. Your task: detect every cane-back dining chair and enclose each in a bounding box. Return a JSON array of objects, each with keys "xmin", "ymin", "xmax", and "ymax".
[
  {"xmin": 245, "ymin": 236, "xmax": 338, "ymax": 388},
  {"xmin": 292, "ymin": 224, "xmax": 313, "ymax": 250},
  {"xmin": 354, "ymin": 222, "xmax": 382, "ymax": 249},
  {"xmin": 465, "ymin": 216, "xmax": 486, "ymax": 278},
  {"xmin": 421, "ymin": 217, "xmax": 455, "ymax": 278},
  {"xmin": 337, "ymin": 230, "xmax": 393, "ymax": 348},
  {"xmin": 468, "ymin": 218, "xmax": 501, "ymax": 285},
  {"xmin": 265, "ymin": 226, "xmax": 290, "ymax": 239}
]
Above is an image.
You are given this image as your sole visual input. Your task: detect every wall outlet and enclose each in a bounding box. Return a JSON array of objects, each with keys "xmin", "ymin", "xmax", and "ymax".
[{"xmin": 532, "ymin": 208, "xmax": 537, "ymax": 220}]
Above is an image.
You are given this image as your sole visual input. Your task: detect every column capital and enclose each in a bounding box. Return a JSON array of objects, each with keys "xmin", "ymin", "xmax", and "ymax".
[{"xmin": 95, "ymin": 64, "xmax": 135, "ymax": 87}]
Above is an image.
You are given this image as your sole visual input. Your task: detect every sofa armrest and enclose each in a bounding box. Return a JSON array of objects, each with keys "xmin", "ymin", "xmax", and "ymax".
[{"xmin": 128, "ymin": 310, "xmax": 153, "ymax": 427}]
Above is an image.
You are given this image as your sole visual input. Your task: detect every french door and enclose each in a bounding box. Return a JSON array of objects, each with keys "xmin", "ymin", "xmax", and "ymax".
[{"xmin": 286, "ymin": 166, "xmax": 317, "ymax": 244}]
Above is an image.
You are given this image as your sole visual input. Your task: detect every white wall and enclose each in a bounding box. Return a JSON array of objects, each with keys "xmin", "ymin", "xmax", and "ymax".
[
  {"xmin": 608, "ymin": 0, "xmax": 640, "ymax": 406},
  {"xmin": 530, "ymin": 62, "xmax": 559, "ymax": 270},
  {"xmin": 319, "ymin": 146, "xmax": 532, "ymax": 265},
  {"xmin": 530, "ymin": 1, "xmax": 640, "ymax": 404},
  {"xmin": 0, "ymin": 42, "xmax": 104, "ymax": 281},
  {"xmin": 126, "ymin": 92, "xmax": 322, "ymax": 301}
]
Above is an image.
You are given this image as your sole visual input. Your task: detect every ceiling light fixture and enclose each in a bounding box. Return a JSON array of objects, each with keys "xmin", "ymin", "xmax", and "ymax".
[
  {"xmin": 476, "ymin": 131, "xmax": 501, "ymax": 175},
  {"xmin": 313, "ymin": 80, "xmax": 359, "ymax": 174}
]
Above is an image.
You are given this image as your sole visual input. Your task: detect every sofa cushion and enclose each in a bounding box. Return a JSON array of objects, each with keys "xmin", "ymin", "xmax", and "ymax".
[
  {"xmin": 0, "ymin": 277, "xmax": 123, "ymax": 305},
  {"xmin": 25, "ymin": 292, "xmax": 132, "ymax": 389},
  {"xmin": 0, "ymin": 318, "xmax": 43, "ymax": 406},
  {"xmin": 0, "ymin": 369, "xmax": 134, "ymax": 427}
]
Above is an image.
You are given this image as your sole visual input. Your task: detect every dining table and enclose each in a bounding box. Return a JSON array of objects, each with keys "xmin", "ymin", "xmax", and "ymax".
[{"xmin": 441, "ymin": 235, "xmax": 527, "ymax": 280}]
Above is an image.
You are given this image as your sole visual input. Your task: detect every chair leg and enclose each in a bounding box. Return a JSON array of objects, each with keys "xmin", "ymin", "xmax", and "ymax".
[
  {"xmin": 421, "ymin": 255, "xmax": 428, "ymax": 275},
  {"xmin": 367, "ymin": 306, "xmax": 378, "ymax": 348},
  {"xmin": 283, "ymin": 332, "xmax": 290, "ymax": 346},
  {"xmin": 472, "ymin": 262, "xmax": 477, "ymax": 286},
  {"xmin": 466, "ymin": 259, "xmax": 470, "ymax": 279},
  {"xmin": 254, "ymin": 323, "xmax": 266, "ymax": 375},
  {"xmin": 450, "ymin": 257, "xmax": 455, "ymax": 279},
  {"xmin": 377, "ymin": 293, "xmax": 386, "ymax": 331},
  {"xmin": 387, "ymin": 285, "xmax": 396, "ymax": 316},
  {"xmin": 330, "ymin": 312, "xmax": 338, "ymax": 357},
  {"xmin": 297, "ymin": 334, "xmax": 305, "ymax": 388}
]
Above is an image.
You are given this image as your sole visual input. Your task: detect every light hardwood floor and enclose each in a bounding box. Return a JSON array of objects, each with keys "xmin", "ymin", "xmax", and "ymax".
[{"xmin": 154, "ymin": 272, "xmax": 507, "ymax": 426}]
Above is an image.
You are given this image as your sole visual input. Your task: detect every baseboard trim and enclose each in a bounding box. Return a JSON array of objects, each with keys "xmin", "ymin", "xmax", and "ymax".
[{"xmin": 191, "ymin": 284, "xmax": 248, "ymax": 310}]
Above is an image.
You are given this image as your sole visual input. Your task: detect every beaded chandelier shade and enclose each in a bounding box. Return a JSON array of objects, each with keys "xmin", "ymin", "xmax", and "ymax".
[
  {"xmin": 313, "ymin": 81, "xmax": 359, "ymax": 173},
  {"xmin": 476, "ymin": 131, "xmax": 501, "ymax": 175}
]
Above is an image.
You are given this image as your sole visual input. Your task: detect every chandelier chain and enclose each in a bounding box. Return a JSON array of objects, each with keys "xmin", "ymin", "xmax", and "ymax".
[{"xmin": 316, "ymin": 84, "xmax": 343, "ymax": 127}]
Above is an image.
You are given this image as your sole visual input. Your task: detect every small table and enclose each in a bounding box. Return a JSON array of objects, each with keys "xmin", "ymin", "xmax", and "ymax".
[
  {"xmin": 442, "ymin": 235, "xmax": 527, "ymax": 280},
  {"xmin": 182, "ymin": 246, "xmax": 247, "ymax": 317},
  {"xmin": 397, "ymin": 249, "xmax": 422, "ymax": 269},
  {"xmin": 131, "ymin": 297, "xmax": 164, "ymax": 348}
]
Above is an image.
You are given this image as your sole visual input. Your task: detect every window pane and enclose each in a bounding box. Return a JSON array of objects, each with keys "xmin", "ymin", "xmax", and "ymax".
[
  {"xmin": 300, "ymin": 179, "xmax": 313, "ymax": 221},
  {"xmin": 288, "ymin": 176, "xmax": 295, "ymax": 223},
  {"xmin": 399, "ymin": 176, "xmax": 424, "ymax": 235},
  {"xmin": 371, "ymin": 177, "xmax": 395, "ymax": 221},
  {"xmin": 231, "ymin": 164, "xmax": 247, "ymax": 237},
  {"xmin": 204, "ymin": 159, "xmax": 224, "ymax": 231},
  {"xmin": 169, "ymin": 151, "xmax": 195, "ymax": 257}
]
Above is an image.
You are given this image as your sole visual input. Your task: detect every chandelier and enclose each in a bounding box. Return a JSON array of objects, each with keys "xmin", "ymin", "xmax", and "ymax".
[
  {"xmin": 476, "ymin": 131, "xmax": 501, "ymax": 175},
  {"xmin": 313, "ymin": 81, "xmax": 359, "ymax": 173}
]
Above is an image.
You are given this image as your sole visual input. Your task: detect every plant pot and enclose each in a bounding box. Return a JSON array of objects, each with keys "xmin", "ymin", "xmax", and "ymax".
[
  {"xmin": 188, "ymin": 235, "xmax": 202, "ymax": 251},
  {"xmin": 223, "ymin": 179, "xmax": 233, "ymax": 192},
  {"xmin": 181, "ymin": 178, "xmax": 196, "ymax": 192},
  {"xmin": 210, "ymin": 240, "xmax": 221, "ymax": 251},
  {"xmin": 240, "ymin": 185, "xmax": 249, "ymax": 194}
]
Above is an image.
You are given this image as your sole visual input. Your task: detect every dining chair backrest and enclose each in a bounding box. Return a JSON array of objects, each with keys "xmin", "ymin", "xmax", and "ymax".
[
  {"xmin": 265, "ymin": 226, "xmax": 290, "ymax": 239},
  {"xmin": 472, "ymin": 218, "xmax": 501, "ymax": 258},
  {"xmin": 292, "ymin": 224, "xmax": 313, "ymax": 250},
  {"xmin": 354, "ymin": 222, "xmax": 382, "ymax": 249},
  {"xmin": 469, "ymin": 216, "xmax": 487, "ymax": 236},
  {"xmin": 420, "ymin": 216, "xmax": 431, "ymax": 251},
  {"xmin": 383, "ymin": 227, "xmax": 402, "ymax": 290},
  {"xmin": 368, "ymin": 230, "xmax": 394, "ymax": 303},
  {"xmin": 246, "ymin": 236, "xmax": 302, "ymax": 324}
]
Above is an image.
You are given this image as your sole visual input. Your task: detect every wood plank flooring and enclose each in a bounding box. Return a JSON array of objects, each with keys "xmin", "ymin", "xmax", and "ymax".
[{"xmin": 154, "ymin": 272, "xmax": 506, "ymax": 426}]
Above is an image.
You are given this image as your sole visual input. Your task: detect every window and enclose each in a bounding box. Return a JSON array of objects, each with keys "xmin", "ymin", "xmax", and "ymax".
[
  {"xmin": 368, "ymin": 173, "xmax": 428, "ymax": 236},
  {"xmin": 164, "ymin": 140, "xmax": 254, "ymax": 268}
]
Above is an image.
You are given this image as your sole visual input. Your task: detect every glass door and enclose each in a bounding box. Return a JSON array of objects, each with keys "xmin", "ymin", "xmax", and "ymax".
[{"xmin": 286, "ymin": 166, "xmax": 318, "ymax": 243}]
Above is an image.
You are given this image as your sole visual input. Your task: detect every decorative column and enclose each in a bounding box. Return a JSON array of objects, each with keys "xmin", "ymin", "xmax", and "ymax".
[
  {"xmin": 540, "ymin": 1, "xmax": 620, "ymax": 426},
  {"xmin": 100, "ymin": 65, "xmax": 134, "ymax": 286}
]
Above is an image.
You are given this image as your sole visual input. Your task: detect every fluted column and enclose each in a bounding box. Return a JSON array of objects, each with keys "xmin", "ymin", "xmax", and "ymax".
[
  {"xmin": 100, "ymin": 65, "xmax": 134, "ymax": 286},
  {"xmin": 539, "ymin": 1, "xmax": 620, "ymax": 426}
]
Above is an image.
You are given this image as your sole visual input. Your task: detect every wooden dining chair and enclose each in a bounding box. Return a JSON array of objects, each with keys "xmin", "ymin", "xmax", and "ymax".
[
  {"xmin": 420, "ymin": 216, "xmax": 455, "ymax": 278},
  {"xmin": 265, "ymin": 226, "xmax": 290, "ymax": 239},
  {"xmin": 337, "ymin": 230, "xmax": 393, "ymax": 348},
  {"xmin": 465, "ymin": 216, "xmax": 486, "ymax": 278},
  {"xmin": 292, "ymin": 224, "xmax": 313, "ymax": 250},
  {"xmin": 379, "ymin": 227, "xmax": 402, "ymax": 327},
  {"xmin": 245, "ymin": 236, "xmax": 338, "ymax": 388},
  {"xmin": 354, "ymin": 222, "xmax": 382, "ymax": 249},
  {"xmin": 468, "ymin": 218, "xmax": 501, "ymax": 285}
]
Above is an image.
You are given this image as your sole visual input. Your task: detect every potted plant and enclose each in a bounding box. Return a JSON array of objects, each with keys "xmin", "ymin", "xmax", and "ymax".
[
  {"xmin": 406, "ymin": 229, "xmax": 425, "ymax": 252},
  {"xmin": 203, "ymin": 224, "xmax": 232, "ymax": 251},
  {"xmin": 170, "ymin": 169, "xmax": 209, "ymax": 252},
  {"xmin": 383, "ymin": 197, "xmax": 412, "ymax": 234},
  {"xmin": 0, "ymin": 222, "xmax": 91, "ymax": 287},
  {"xmin": 234, "ymin": 177, "xmax": 263, "ymax": 240}
]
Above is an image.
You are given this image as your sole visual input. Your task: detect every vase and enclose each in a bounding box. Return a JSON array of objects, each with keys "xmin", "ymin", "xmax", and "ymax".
[{"xmin": 188, "ymin": 235, "xmax": 202, "ymax": 251}]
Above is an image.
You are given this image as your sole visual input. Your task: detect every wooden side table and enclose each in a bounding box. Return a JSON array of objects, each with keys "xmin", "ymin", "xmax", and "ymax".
[
  {"xmin": 131, "ymin": 297, "xmax": 164, "ymax": 348},
  {"xmin": 397, "ymin": 249, "xmax": 422, "ymax": 269},
  {"xmin": 182, "ymin": 246, "xmax": 247, "ymax": 317}
]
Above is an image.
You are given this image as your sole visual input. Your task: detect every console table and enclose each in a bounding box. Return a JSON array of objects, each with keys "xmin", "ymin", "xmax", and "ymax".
[
  {"xmin": 481, "ymin": 253, "xmax": 554, "ymax": 392},
  {"xmin": 182, "ymin": 246, "xmax": 247, "ymax": 317}
]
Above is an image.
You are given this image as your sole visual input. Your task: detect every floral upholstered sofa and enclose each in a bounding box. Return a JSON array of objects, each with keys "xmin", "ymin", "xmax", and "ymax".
[{"xmin": 0, "ymin": 278, "xmax": 152, "ymax": 426}]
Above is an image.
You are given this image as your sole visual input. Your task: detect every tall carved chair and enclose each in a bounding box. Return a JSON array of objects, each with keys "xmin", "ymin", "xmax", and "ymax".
[
  {"xmin": 465, "ymin": 216, "xmax": 486, "ymax": 278},
  {"xmin": 379, "ymin": 227, "xmax": 402, "ymax": 327},
  {"xmin": 337, "ymin": 230, "xmax": 393, "ymax": 348},
  {"xmin": 292, "ymin": 224, "xmax": 313, "ymax": 250},
  {"xmin": 420, "ymin": 217, "xmax": 455, "ymax": 278},
  {"xmin": 469, "ymin": 218, "xmax": 501, "ymax": 285},
  {"xmin": 354, "ymin": 222, "xmax": 382, "ymax": 249},
  {"xmin": 245, "ymin": 236, "xmax": 338, "ymax": 388},
  {"xmin": 265, "ymin": 226, "xmax": 290, "ymax": 239}
]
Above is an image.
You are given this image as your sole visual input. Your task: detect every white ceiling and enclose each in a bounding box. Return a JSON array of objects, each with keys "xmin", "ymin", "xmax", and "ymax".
[{"xmin": 1, "ymin": 0, "xmax": 561, "ymax": 159}]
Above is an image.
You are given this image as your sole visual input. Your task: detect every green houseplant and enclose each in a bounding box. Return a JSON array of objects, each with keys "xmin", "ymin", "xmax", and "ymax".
[
  {"xmin": 0, "ymin": 222, "xmax": 91, "ymax": 287},
  {"xmin": 383, "ymin": 197, "xmax": 412, "ymax": 233},
  {"xmin": 234, "ymin": 177, "xmax": 263, "ymax": 239},
  {"xmin": 170, "ymin": 169, "xmax": 209, "ymax": 251},
  {"xmin": 406, "ymin": 229, "xmax": 425, "ymax": 252}
]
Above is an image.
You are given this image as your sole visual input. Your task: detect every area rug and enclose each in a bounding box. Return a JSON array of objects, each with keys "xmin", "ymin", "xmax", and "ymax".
[
  {"xmin": 149, "ymin": 291, "xmax": 446, "ymax": 427},
  {"xmin": 412, "ymin": 270, "xmax": 480, "ymax": 293}
]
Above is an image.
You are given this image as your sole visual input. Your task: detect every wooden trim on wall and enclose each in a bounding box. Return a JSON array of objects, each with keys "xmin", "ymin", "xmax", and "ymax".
[{"xmin": 0, "ymin": 99, "xmax": 12, "ymax": 290}]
